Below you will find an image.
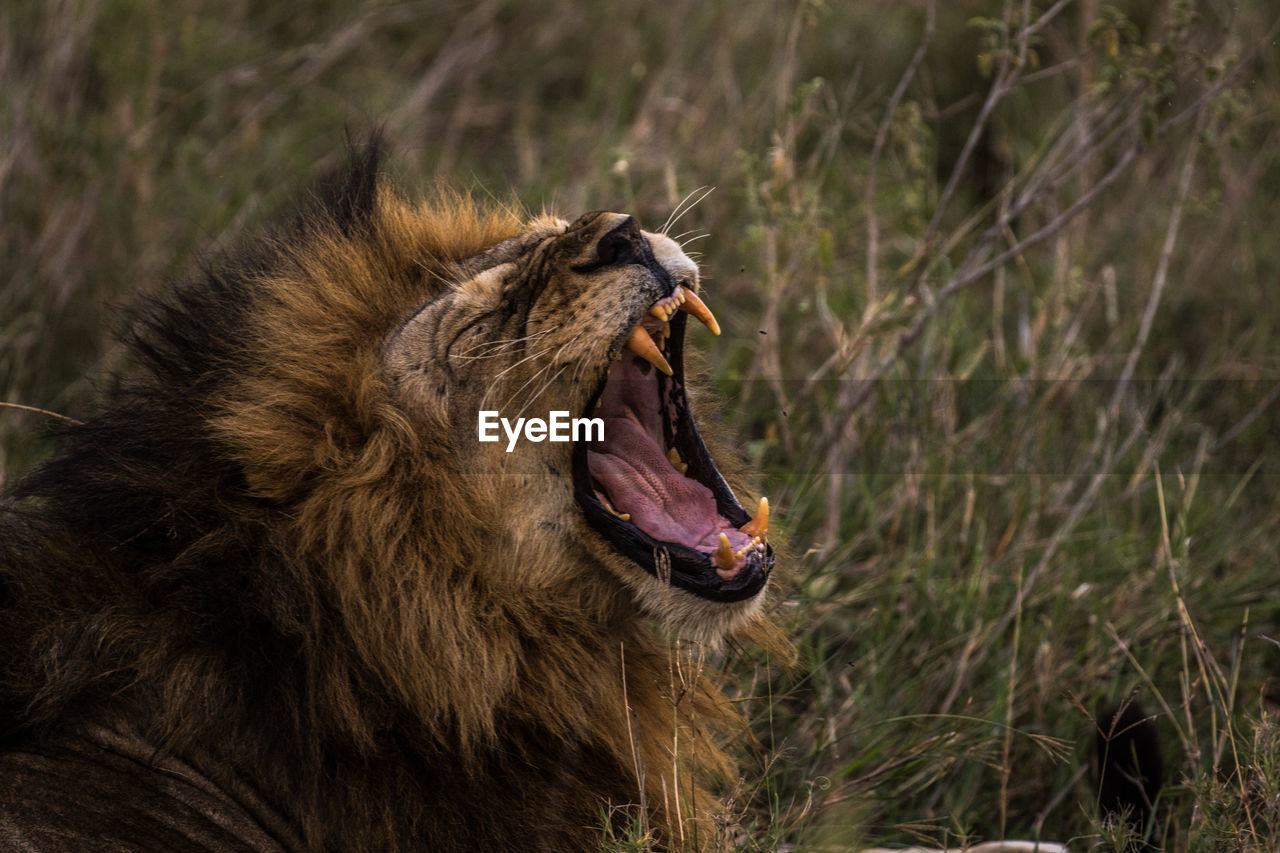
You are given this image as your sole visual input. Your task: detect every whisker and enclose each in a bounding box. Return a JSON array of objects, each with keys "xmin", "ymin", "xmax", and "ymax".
[
  {"xmin": 481, "ymin": 343, "xmax": 562, "ymax": 409},
  {"xmin": 504, "ymin": 332, "xmax": 586, "ymax": 416},
  {"xmin": 411, "ymin": 256, "xmax": 466, "ymax": 290},
  {"xmin": 515, "ymin": 359, "xmax": 576, "ymax": 422},
  {"xmin": 660, "ymin": 186, "xmax": 714, "ymax": 236},
  {"xmin": 455, "ymin": 328, "xmax": 553, "ymax": 360},
  {"xmin": 504, "ymin": 352, "xmax": 561, "ymax": 414},
  {"xmin": 535, "ymin": 332, "xmax": 600, "ymax": 414},
  {"xmin": 459, "ymin": 328, "xmax": 552, "ymax": 353}
]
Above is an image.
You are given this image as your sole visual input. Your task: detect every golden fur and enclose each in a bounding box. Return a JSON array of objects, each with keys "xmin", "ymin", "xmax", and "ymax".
[{"xmin": 0, "ymin": 140, "xmax": 781, "ymax": 851}]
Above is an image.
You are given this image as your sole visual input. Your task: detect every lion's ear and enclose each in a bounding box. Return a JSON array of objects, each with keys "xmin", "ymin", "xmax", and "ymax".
[{"xmin": 459, "ymin": 262, "xmax": 516, "ymax": 303}]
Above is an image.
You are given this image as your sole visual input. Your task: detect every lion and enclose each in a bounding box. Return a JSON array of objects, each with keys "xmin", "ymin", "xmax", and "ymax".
[{"xmin": 0, "ymin": 137, "xmax": 780, "ymax": 851}]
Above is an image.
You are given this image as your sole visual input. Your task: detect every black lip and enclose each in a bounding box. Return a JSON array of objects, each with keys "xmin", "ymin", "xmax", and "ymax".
[{"xmin": 572, "ymin": 311, "xmax": 773, "ymax": 603}]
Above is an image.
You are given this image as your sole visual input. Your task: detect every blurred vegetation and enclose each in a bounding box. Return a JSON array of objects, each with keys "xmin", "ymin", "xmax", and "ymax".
[{"xmin": 3, "ymin": 0, "xmax": 1280, "ymax": 850}]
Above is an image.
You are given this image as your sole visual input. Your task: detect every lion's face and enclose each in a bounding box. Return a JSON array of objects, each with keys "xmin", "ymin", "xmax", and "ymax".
[{"xmin": 384, "ymin": 211, "xmax": 772, "ymax": 639}]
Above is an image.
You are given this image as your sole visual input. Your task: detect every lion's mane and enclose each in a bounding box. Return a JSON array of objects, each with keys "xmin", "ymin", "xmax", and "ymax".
[{"xmin": 0, "ymin": 139, "xmax": 778, "ymax": 851}]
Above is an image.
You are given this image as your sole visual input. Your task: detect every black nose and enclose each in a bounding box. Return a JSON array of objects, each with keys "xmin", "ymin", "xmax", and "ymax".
[{"xmin": 595, "ymin": 216, "xmax": 642, "ymax": 266}]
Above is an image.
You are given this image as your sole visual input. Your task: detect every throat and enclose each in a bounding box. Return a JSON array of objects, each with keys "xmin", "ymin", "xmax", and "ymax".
[
  {"xmin": 589, "ymin": 416, "xmax": 722, "ymax": 549},
  {"xmin": 585, "ymin": 356, "xmax": 754, "ymax": 557}
]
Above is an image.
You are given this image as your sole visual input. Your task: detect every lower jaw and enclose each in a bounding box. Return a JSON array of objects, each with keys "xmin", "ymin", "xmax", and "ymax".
[{"xmin": 572, "ymin": 313, "xmax": 773, "ymax": 603}]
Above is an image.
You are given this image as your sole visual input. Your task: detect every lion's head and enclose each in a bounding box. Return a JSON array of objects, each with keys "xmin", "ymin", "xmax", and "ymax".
[
  {"xmin": 0, "ymin": 139, "xmax": 779, "ymax": 850},
  {"xmin": 383, "ymin": 210, "xmax": 773, "ymax": 632}
]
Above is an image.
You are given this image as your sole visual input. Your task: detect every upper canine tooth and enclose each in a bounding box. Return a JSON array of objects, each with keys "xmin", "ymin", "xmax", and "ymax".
[
  {"xmin": 649, "ymin": 304, "xmax": 667, "ymax": 320},
  {"xmin": 676, "ymin": 286, "xmax": 721, "ymax": 335},
  {"xmin": 624, "ymin": 324, "xmax": 673, "ymax": 375},
  {"xmin": 666, "ymin": 447, "xmax": 682, "ymax": 466},
  {"xmin": 741, "ymin": 496, "xmax": 769, "ymax": 538}
]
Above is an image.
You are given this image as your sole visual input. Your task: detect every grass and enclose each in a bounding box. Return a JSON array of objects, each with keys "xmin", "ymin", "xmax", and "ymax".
[{"xmin": 4, "ymin": 0, "xmax": 1280, "ymax": 849}]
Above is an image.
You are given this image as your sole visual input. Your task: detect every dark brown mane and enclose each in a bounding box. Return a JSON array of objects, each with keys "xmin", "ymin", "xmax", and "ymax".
[{"xmin": 0, "ymin": 139, "xmax": 775, "ymax": 851}]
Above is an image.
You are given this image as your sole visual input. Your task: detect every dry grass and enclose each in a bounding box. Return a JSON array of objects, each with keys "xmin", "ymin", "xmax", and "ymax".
[{"xmin": 4, "ymin": 1, "xmax": 1280, "ymax": 849}]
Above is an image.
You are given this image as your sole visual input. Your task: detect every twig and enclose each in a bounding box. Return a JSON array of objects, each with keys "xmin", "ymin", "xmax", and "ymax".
[
  {"xmin": 1212, "ymin": 379, "xmax": 1280, "ymax": 454},
  {"xmin": 993, "ymin": 415, "xmax": 1144, "ymax": 640},
  {"xmin": 839, "ymin": 138, "xmax": 1140, "ymax": 422},
  {"xmin": 914, "ymin": 0, "xmax": 1070, "ymax": 267},
  {"xmin": 865, "ymin": 0, "xmax": 936, "ymax": 304},
  {"xmin": 858, "ymin": 838, "xmax": 1069, "ymax": 852},
  {"xmin": 0, "ymin": 401, "xmax": 82, "ymax": 426},
  {"xmin": 1074, "ymin": 113, "xmax": 1202, "ymax": 490},
  {"xmin": 948, "ymin": 143, "xmax": 1139, "ymax": 299},
  {"xmin": 1159, "ymin": 13, "xmax": 1280, "ymax": 133}
]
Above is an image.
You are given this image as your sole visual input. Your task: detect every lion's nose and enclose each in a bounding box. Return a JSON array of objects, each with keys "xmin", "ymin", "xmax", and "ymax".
[
  {"xmin": 594, "ymin": 215, "xmax": 642, "ymax": 267},
  {"xmin": 642, "ymin": 230, "xmax": 699, "ymax": 292}
]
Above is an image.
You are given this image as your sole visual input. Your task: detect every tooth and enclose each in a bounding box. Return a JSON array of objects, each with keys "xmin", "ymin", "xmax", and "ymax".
[
  {"xmin": 601, "ymin": 497, "xmax": 631, "ymax": 522},
  {"xmin": 675, "ymin": 462, "xmax": 688, "ymax": 475},
  {"xmin": 624, "ymin": 324, "xmax": 673, "ymax": 375},
  {"xmin": 676, "ymin": 286, "xmax": 721, "ymax": 335},
  {"xmin": 741, "ymin": 496, "xmax": 769, "ymax": 538},
  {"xmin": 735, "ymin": 535, "xmax": 764, "ymax": 561},
  {"xmin": 713, "ymin": 533, "xmax": 736, "ymax": 572},
  {"xmin": 666, "ymin": 447, "xmax": 681, "ymax": 466},
  {"xmin": 649, "ymin": 304, "xmax": 667, "ymax": 320}
]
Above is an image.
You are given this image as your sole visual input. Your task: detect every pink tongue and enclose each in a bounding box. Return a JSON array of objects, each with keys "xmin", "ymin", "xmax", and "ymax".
[{"xmin": 588, "ymin": 418, "xmax": 723, "ymax": 549}]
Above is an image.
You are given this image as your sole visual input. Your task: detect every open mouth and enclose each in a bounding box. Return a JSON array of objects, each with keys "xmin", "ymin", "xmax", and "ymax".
[{"xmin": 572, "ymin": 286, "xmax": 773, "ymax": 603}]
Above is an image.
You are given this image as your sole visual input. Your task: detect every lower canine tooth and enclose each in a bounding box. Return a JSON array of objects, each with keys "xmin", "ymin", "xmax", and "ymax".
[
  {"xmin": 624, "ymin": 325, "xmax": 673, "ymax": 376},
  {"xmin": 602, "ymin": 498, "xmax": 630, "ymax": 522},
  {"xmin": 713, "ymin": 532, "xmax": 736, "ymax": 571}
]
